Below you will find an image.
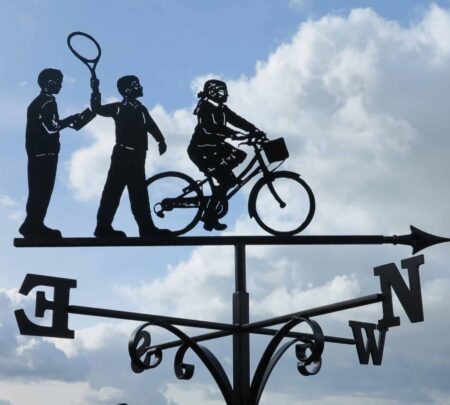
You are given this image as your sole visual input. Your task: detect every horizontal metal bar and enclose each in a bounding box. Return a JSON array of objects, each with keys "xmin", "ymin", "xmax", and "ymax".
[
  {"xmin": 151, "ymin": 330, "xmax": 234, "ymax": 350},
  {"xmin": 68, "ymin": 305, "xmax": 234, "ymax": 331},
  {"xmin": 255, "ymin": 328, "xmax": 356, "ymax": 345},
  {"xmin": 149, "ymin": 327, "xmax": 355, "ymax": 352},
  {"xmin": 242, "ymin": 293, "xmax": 383, "ymax": 331},
  {"xmin": 14, "ymin": 234, "xmax": 394, "ymax": 248}
]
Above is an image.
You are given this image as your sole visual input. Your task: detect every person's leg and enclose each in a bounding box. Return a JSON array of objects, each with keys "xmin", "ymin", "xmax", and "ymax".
[
  {"xmin": 20, "ymin": 155, "xmax": 60, "ymax": 237},
  {"xmin": 95, "ymin": 146, "xmax": 127, "ymax": 237},
  {"xmin": 202, "ymin": 169, "xmax": 234, "ymax": 231},
  {"xmin": 127, "ymin": 153, "xmax": 171, "ymax": 237},
  {"xmin": 127, "ymin": 153, "xmax": 154, "ymax": 229}
]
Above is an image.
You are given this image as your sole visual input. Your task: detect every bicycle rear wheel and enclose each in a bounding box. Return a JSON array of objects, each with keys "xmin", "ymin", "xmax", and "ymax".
[
  {"xmin": 249, "ymin": 171, "xmax": 315, "ymax": 236},
  {"xmin": 146, "ymin": 171, "xmax": 204, "ymax": 236}
]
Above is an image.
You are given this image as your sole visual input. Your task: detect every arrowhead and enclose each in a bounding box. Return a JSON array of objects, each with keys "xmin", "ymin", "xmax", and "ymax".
[{"xmin": 398, "ymin": 226, "xmax": 450, "ymax": 254}]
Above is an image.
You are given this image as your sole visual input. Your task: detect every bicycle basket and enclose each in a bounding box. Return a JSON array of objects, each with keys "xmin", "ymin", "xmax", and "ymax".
[{"xmin": 263, "ymin": 138, "xmax": 289, "ymax": 163}]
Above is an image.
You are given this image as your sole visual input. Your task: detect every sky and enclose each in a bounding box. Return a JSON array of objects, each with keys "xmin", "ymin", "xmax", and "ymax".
[{"xmin": 1, "ymin": 0, "xmax": 450, "ymax": 404}]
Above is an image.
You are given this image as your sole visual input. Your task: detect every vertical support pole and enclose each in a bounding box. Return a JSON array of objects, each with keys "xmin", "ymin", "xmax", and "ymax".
[{"xmin": 233, "ymin": 243, "xmax": 250, "ymax": 404}]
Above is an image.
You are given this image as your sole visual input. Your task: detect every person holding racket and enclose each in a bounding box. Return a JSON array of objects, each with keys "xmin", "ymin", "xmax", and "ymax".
[
  {"xmin": 19, "ymin": 68, "xmax": 83, "ymax": 239},
  {"xmin": 90, "ymin": 75, "xmax": 170, "ymax": 238}
]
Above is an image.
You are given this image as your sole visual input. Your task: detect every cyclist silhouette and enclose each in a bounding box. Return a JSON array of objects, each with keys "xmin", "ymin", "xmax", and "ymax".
[{"xmin": 188, "ymin": 79, "xmax": 262, "ymax": 231}]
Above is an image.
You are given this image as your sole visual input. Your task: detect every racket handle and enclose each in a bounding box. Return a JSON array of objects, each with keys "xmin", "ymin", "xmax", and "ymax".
[{"xmin": 90, "ymin": 76, "xmax": 100, "ymax": 95}]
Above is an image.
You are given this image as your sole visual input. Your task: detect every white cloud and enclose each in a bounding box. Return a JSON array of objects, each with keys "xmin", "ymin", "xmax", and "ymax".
[
  {"xmin": 162, "ymin": 383, "xmax": 223, "ymax": 405},
  {"xmin": 0, "ymin": 195, "xmax": 24, "ymax": 222},
  {"xmin": 251, "ymin": 273, "xmax": 360, "ymax": 318},
  {"xmin": 259, "ymin": 391, "xmax": 401, "ymax": 405},
  {"xmin": 82, "ymin": 385, "xmax": 125, "ymax": 403},
  {"xmin": 0, "ymin": 381, "xmax": 124, "ymax": 405},
  {"xmin": 48, "ymin": 321, "xmax": 132, "ymax": 358},
  {"xmin": 117, "ymin": 245, "xmax": 234, "ymax": 320},
  {"xmin": 0, "ymin": 195, "xmax": 15, "ymax": 208}
]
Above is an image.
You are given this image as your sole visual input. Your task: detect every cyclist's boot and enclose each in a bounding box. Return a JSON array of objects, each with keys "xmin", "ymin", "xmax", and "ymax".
[
  {"xmin": 202, "ymin": 209, "xmax": 227, "ymax": 231},
  {"xmin": 203, "ymin": 219, "xmax": 227, "ymax": 232}
]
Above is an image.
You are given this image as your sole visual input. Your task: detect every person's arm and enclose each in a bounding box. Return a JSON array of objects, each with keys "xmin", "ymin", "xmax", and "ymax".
[
  {"xmin": 223, "ymin": 106, "xmax": 257, "ymax": 133},
  {"xmin": 90, "ymin": 79, "xmax": 119, "ymax": 117},
  {"xmin": 39, "ymin": 100, "xmax": 78, "ymax": 133},
  {"xmin": 143, "ymin": 107, "xmax": 167, "ymax": 155}
]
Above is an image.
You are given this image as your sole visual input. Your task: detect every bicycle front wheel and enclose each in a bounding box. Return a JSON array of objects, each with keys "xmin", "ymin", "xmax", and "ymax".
[
  {"xmin": 249, "ymin": 171, "xmax": 315, "ymax": 236},
  {"xmin": 146, "ymin": 171, "xmax": 204, "ymax": 236}
]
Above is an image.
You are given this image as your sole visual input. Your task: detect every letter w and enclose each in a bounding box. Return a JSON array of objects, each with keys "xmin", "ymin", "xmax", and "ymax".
[{"xmin": 349, "ymin": 321, "xmax": 387, "ymax": 366}]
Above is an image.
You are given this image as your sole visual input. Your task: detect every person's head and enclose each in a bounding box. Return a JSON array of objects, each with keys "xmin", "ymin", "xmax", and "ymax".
[
  {"xmin": 38, "ymin": 68, "xmax": 63, "ymax": 94},
  {"xmin": 198, "ymin": 79, "xmax": 228, "ymax": 104},
  {"xmin": 117, "ymin": 75, "xmax": 143, "ymax": 99}
]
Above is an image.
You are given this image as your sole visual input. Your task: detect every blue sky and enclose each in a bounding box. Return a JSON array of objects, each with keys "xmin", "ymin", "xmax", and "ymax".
[{"xmin": 1, "ymin": 1, "xmax": 450, "ymax": 404}]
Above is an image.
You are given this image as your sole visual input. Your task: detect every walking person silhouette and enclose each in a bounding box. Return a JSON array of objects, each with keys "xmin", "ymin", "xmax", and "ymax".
[
  {"xmin": 90, "ymin": 75, "xmax": 170, "ymax": 237},
  {"xmin": 188, "ymin": 79, "xmax": 262, "ymax": 231},
  {"xmin": 19, "ymin": 68, "xmax": 82, "ymax": 239}
]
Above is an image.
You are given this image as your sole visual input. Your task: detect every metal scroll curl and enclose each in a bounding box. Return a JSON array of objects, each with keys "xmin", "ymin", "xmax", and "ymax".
[
  {"xmin": 248, "ymin": 317, "xmax": 324, "ymax": 405},
  {"xmin": 128, "ymin": 324, "xmax": 163, "ymax": 373},
  {"xmin": 128, "ymin": 321, "xmax": 233, "ymax": 405}
]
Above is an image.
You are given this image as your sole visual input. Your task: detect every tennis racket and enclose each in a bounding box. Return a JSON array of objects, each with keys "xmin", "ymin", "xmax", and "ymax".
[{"xmin": 67, "ymin": 31, "xmax": 101, "ymax": 80}]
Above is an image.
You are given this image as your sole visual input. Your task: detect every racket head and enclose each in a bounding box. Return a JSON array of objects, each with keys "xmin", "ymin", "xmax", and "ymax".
[{"xmin": 67, "ymin": 31, "xmax": 101, "ymax": 68}]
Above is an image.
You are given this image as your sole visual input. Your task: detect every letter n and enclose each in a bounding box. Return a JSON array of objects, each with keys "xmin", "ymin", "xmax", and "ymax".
[
  {"xmin": 374, "ymin": 255, "xmax": 424, "ymax": 329},
  {"xmin": 349, "ymin": 321, "xmax": 386, "ymax": 366}
]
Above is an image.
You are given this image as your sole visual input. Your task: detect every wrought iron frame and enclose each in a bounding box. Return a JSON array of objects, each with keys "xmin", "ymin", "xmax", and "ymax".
[{"xmin": 13, "ymin": 225, "xmax": 449, "ymax": 405}]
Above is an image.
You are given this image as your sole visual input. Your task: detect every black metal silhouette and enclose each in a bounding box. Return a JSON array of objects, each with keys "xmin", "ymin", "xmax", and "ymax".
[
  {"xmin": 149, "ymin": 131, "xmax": 314, "ymax": 236},
  {"xmin": 67, "ymin": 31, "xmax": 101, "ymax": 82},
  {"xmin": 19, "ymin": 68, "xmax": 91, "ymax": 239},
  {"xmin": 188, "ymin": 80, "xmax": 257, "ymax": 231},
  {"xmin": 89, "ymin": 75, "xmax": 169, "ymax": 238},
  {"xmin": 185, "ymin": 79, "xmax": 312, "ymax": 234},
  {"xmin": 129, "ymin": 321, "xmax": 233, "ymax": 404},
  {"xmin": 13, "ymin": 225, "xmax": 450, "ymax": 250},
  {"xmin": 14, "ymin": 244, "xmax": 435, "ymax": 405}
]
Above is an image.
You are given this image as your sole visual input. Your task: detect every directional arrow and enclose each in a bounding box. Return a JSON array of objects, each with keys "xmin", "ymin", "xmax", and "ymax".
[
  {"xmin": 13, "ymin": 225, "xmax": 450, "ymax": 253},
  {"xmin": 393, "ymin": 225, "xmax": 450, "ymax": 254}
]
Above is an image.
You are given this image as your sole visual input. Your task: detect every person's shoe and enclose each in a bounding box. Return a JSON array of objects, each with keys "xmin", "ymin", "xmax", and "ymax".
[
  {"xmin": 203, "ymin": 220, "xmax": 227, "ymax": 232},
  {"xmin": 94, "ymin": 225, "xmax": 127, "ymax": 238},
  {"xmin": 19, "ymin": 222, "xmax": 32, "ymax": 238},
  {"xmin": 19, "ymin": 222, "xmax": 62, "ymax": 239},
  {"xmin": 139, "ymin": 225, "xmax": 173, "ymax": 238},
  {"xmin": 40, "ymin": 224, "xmax": 62, "ymax": 238}
]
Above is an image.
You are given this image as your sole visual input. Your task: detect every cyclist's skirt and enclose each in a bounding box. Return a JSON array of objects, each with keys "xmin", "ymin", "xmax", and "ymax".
[{"xmin": 188, "ymin": 141, "xmax": 247, "ymax": 177}]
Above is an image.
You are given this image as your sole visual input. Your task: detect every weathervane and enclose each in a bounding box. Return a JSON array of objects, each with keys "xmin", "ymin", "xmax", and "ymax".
[{"xmin": 12, "ymin": 31, "xmax": 450, "ymax": 405}]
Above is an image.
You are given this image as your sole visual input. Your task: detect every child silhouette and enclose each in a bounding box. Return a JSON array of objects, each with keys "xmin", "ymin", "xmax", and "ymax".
[
  {"xmin": 90, "ymin": 76, "xmax": 170, "ymax": 237},
  {"xmin": 19, "ymin": 68, "xmax": 82, "ymax": 239},
  {"xmin": 188, "ymin": 79, "xmax": 261, "ymax": 231}
]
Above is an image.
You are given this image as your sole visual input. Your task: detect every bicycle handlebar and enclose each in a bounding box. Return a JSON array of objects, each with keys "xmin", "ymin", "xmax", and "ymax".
[{"xmin": 235, "ymin": 130, "xmax": 268, "ymax": 147}]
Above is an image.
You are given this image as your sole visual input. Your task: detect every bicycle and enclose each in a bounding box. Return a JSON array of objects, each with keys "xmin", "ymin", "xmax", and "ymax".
[{"xmin": 146, "ymin": 132, "xmax": 315, "ymax": 236}]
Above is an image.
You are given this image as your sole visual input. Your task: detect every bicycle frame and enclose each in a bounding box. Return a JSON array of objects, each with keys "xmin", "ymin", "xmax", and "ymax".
[
  {"xmin": 153, "ymin": 139, "xmax": 287, "ymax": 222},
  {"xmin": 200, "ymin": 141, "xmax": 284, "ymax": 202}
]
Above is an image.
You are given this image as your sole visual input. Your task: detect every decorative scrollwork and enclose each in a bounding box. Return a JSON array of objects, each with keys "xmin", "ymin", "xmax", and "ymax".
[
  {"xmin": 129, "ymin": 326, "xmax": 163, "ymax": 373},
  {"xmin": 174, "ymin": 344, "xmax": 195, "ymax": 380},
  {"xmin": 248, "ymin": 317, "xmax": 324, "ymax": 404},
  {"xmin": 295, "ymin": 338, "xmax": 322, "ymax": 376},
  {"xmin": 128, "ymin": 321, "xmax": 233, "ymax": 405}
]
